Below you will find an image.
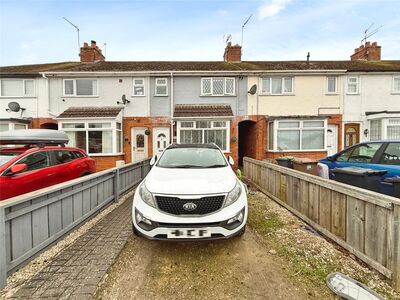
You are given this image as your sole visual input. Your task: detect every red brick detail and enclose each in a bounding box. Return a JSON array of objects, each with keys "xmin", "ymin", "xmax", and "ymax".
[
  {"xmin": 351, "ymin": 41, "xmax": 381, "ymax": 61},
  {"xmin": 223, "ymin": 42, "xmax": 242, "ymax": 62},
  {"xmin": 123, "ymin": 117, "xmax": 171, "ymax": 164},
  {"xmin": 265, "ymin": 151, "xmax": 328, "ymax": 161},
  {"xmin": 93, "ymin": 155, "xmax": 125, "ymax": 172},
  {"xmin": 31, "ymin": 118, "xmax": 58, "ymax": 129},
  {"xmin": 80, "ymin": 40, "xmax": 105, "ymax": 63}
]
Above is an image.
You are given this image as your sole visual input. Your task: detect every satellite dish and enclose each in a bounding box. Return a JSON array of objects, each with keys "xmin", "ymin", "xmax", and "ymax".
[
  {"xmin": 117, "ymin": 94, "xmax": 130, "ymax": 105},
  {"xmin": 248, "ymin": 84, "xmax": 257, "ymax": 95},
  {"xmin": 8, "ymin": 102, "xmax": 21, "ymax": 112}
]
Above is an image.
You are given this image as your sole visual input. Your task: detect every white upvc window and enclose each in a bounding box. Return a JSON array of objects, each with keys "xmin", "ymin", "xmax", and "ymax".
[
  {"xmin": 347, "ymin": 76, "xmax": 359, "ymax": 94},
  {"xmin": 0, "ymin": 79, "xmax": 35, "ymax": 97},
  {"xmin": 63, "ymin": 79, "xmax": 98, "ymax": 96},
  {"xmin": 133, "ymin": 78, "xmax": 145, "ymax": 96},
  {"xmin": 155, "ymin": 78, "xmax": 168, "ymax": 96},
  {"xmin": 0, "ymin": 122, "xmax": 28, "ymax": 131},
  {"xmin": 200, "ymin": 78, "xmax": 236, "ymax": 96},
  {"xmin": 177, "ymin": 120, "xmax": 230, "ymax": 152},
  {"xmin": 60, "ymin": 121, "xmax": 122, "ymax": 155},
  {"xmin": 268, "ymin": 119, "xmax": 326, "ymax": 151},
  {"xmin": 393, "ymin": 76, "xmax": 400, "ymax": 94},
  {"xmin": 260, "ymin": 77, "xmax": 294, "ymax": 95},
  {"xmin": 326, "ymin": 76, "xmax": 338, "ymax": 94}
]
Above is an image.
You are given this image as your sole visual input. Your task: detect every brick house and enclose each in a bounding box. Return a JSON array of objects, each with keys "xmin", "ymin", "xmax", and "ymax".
[{"xmin": 1, "ymin": 40, "xmax": 399, "ymax": 171}]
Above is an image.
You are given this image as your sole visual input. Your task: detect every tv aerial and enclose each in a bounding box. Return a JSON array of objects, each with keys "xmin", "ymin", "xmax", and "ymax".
[
  {"xmin": 241, "ymin": 14, "xmax": 253, "ymax": 49},
  {"xmin": 361, "ymin": 23, "xmax": 383, "ymax": 44},
  {"xmin": 6, "ymin": 102, "xmax": 26, "ymax": 117},
  {"xmin": 63, "ymin": 17, "xmax": 80, "ymax": 57}
]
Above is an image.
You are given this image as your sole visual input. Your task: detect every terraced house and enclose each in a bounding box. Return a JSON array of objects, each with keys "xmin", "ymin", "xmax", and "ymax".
[{"xmin": 1, "ymin": 40, "xmax": 399, "ymax": 170}]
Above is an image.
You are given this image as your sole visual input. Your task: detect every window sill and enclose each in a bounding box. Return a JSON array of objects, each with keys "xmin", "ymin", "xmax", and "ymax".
[
  {"xmin": 89, "ymin": 153, "xmax": 125, "ymax": 157},
  {"xmin": 154, "ymin": 94, "xmax": 169, "ymax": 97},
  {"xmin": 266, "ymin": 149, "xmax": 327, "ymax": 153},
  {"xmin": 131, "ymin": 95, "xmax": 146, "ymax": 97},
  {"xmin": 346, "ymin": 93, "xmax": 360, "ymax": 95},
  {"xmin": 325, "ymin": 93, "xmax": 339, "ymax": 96},
  {"xmin": 391, "ymin": 92, "xmax": 400, "ymax": 95},
  {"xmin": 200, "ymin": 94, "xmax": 236, "ymax": 97}
]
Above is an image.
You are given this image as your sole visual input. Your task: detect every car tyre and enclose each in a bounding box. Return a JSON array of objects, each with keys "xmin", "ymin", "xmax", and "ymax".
[
  {"xmin": 132, "ymin": 224, "xmax": 140, "ymax": 236},
  {"xmin": 236, "ymin": 225, "xmax": 246, "ymax": 237}
]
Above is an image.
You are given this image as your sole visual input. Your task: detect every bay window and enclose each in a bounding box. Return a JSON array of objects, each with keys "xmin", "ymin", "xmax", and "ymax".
[
  {"xmin": 0, "ymin": 79, "xmax": 35, "ymax": 97},
  {"xmin": 268, "ymin": 120, "xmax": 326, "ymax": 151},
  {"xmin": 177, "ymin": 120, "xmax": 230, "ymax": 151},
  {"xmin": 60, "ymin": 121, "xmax": 122, "ymax": 155},
  {"xmin": 370, "ymin": 118, "xmax": 400, "ymax": 141},
  {"xmin": 201, "ymin": 78, "xmax": 235, "ymax": 96},
  {"xmin": 261, "ymin": 76, "xmax": 293, "ymax": 95},
  {"xmin": 63, "ymin": 79, "xmax": 98, "ymax": 96}
]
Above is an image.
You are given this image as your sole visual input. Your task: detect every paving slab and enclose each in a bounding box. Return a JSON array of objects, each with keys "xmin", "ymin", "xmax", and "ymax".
[{"xmin": 8, "ymin": 197, "xmax": 133, "ymax": 299}]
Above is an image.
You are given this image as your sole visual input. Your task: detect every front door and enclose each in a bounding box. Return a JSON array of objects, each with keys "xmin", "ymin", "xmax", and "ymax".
[
  {"xmin": 327, "ymin": 124, "xmax": 338, "ymax": 156},
  {"xmin": 132, "ymin": 127, "xmax": 148, "ymax": 162},
  {"xmin": 153, "ymin": 127, "xmax": 170, "ymax": 155},
  {"xmin": 344, "ymin": 123, "xmax": 360, "ymax": 148}
]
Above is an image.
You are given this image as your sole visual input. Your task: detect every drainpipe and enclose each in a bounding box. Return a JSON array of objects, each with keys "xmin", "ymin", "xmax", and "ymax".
[{"xmin": 170, "ymin": 72, "xmax": 174, "ymax": 144}]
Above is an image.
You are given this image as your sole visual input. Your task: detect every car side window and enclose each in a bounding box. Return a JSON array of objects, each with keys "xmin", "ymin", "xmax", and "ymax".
[
  {"xmin": 73, "ymin": 151, "xmax": 85, "ymax": 158},
  {"xmin": 336, "ymin": 148, "xmax": 353, "ymax": 162},
  {"xmin": 55, "ymin": 150, "xmax": 76, "ymax": 164},
  {"xmin": 17, "ymin": 151, "xmax": 51, "ymax": 173},
  {"xmin": 348, "ymin": 143, "xmax": 383, "ymax": 163},
  {"xmin": 381, "ymin": 143, "xmax": 400, "ymax": 165}
]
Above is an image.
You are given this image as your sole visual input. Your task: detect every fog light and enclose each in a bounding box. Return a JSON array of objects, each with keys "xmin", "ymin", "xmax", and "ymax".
[
  {"xmin": 227, "ymin": 210, "xmax": 244, "ymax": 225},
  {"xmin": 136, "ymin": 211, "xmax": 152, "ymax": 225}
]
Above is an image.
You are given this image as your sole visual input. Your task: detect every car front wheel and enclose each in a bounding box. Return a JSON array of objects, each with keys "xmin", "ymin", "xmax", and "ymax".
[{"xmin": 236, "ymin": 225, "xmax": 246, "ymax": 237}]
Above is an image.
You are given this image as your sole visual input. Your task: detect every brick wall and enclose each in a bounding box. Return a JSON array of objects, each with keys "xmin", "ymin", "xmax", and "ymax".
[
  {"xmin": 31, "ymin": 118, "xmax": 58, "ymax": 129},
  {"xmin": 223, "ymin": 42, "xmax": 242, "ymax": 62},
  {"xmin": 265, "ymin": 151, "xmax": 328, "ymax": 161},
  {"xmin": 80, "ymin": 41, "xmax": 105, "ymax": 63},
  {"xmin": 93, "ymin": 155, "xmax": 125, "ymax": 171}
]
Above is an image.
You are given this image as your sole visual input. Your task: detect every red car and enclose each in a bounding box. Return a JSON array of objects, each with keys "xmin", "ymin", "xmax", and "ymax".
[{"xmin": 0, "ymin": 146, "xmax": 96, "ymax": 200}]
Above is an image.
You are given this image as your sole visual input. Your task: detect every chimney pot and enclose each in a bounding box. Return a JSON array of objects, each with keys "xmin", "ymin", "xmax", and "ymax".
[{"xmin": 91, "ymin": 40, "xmax": 97, "ymax": 48}]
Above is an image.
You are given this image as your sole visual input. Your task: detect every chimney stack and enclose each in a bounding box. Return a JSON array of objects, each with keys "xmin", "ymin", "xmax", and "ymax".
[
  {"xmin": 224, "ymin": 42, "xmax": 242, "ymax": 63},
  {"xmin": 351, "ymin": 41, "xmax": 381, "ymax": 61},
  {"xmin": 80, "ymin": 40, "xmax": 105, "ymax": 63}
]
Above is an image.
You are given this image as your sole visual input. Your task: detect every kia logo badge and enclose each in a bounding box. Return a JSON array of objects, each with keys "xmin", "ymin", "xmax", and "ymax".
[{"xmin": 183, "ymin": 202, "xmax": 197, "ymax": 211}]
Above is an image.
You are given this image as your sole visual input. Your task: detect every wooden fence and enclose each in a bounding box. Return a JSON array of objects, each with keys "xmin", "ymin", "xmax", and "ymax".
[
  {"xmin": 0, "ymin": 159, "xmax": 150, "ymax": 288},
  {"xmin": 243, "ymin": 157, "xmax": 400, "ymax": 290}
]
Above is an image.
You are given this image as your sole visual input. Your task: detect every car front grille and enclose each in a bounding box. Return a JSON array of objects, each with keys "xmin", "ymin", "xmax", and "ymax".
[{"xmin": 155, "ymin": 195, "xmax": 225, "ymax": 215}]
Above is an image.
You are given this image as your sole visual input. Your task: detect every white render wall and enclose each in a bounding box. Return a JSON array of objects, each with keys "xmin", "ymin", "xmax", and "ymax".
[
  {"xmin": 47, "ymin": 76, "xmax": 150, "ymax": 117},
  {"xmin": 343, "ymin": 73, "xmax": 400, "ymax": 141}
]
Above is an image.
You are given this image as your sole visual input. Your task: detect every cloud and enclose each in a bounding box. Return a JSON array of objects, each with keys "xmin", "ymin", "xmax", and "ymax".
[
  {"xmin": 217, "ymin": 10, "xmax": 228, "ymax": 16},
  {"xmin": 258, "ymin": 0, "xmax": 292, "ymax": 20}
]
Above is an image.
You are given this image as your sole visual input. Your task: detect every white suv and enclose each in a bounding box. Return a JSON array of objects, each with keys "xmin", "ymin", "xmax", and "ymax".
[{"xmin": 132, "ymin": 144, "xmax": 248, "ymax": 240}]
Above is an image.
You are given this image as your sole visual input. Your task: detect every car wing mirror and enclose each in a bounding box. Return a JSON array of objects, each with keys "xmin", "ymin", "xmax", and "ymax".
[
  {"xmin": 228, "ymin": 156, "xmax": 235, "ymax": 166},
  {"xmin": 150, "ymin": 155, "xmax": 157, "ymax": 166},
  {"xmin": 8, "ymin": 163, "xmax": 28, "ymax": 175}
]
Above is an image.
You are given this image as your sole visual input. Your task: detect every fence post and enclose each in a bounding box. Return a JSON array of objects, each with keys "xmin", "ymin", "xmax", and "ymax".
[
  {"xmin": 0, "ymin": 207, "xmax": 7, "ymax": 289},
  {"xmin": 114, "ymin": 168, "xmax": 120, "ymax": 203},
  {"xmin": 392, "ymin": 204, "xmax": 400, "ymax": 291}
]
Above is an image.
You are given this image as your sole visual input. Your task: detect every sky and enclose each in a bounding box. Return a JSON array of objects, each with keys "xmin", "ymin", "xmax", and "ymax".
[{"xmin": 0, "ymin": 0, "xmax": 399, "ymax": 66}]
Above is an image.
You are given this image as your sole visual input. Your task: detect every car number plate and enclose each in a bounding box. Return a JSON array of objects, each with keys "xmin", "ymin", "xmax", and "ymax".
[{"xmin": 167, "ymin": 228, "xmax": 211, "ymax": 239}]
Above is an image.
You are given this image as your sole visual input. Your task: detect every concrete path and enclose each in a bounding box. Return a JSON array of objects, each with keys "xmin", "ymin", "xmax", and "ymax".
[{"xmin": 8, "ymin": 197, "xmax": 133, "ymax": 299}]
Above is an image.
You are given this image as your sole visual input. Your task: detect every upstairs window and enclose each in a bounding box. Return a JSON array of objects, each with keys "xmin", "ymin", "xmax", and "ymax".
[
  {"xmin": 155, "ymin": 78, "xmax": 168, "ymax": 96},
  {"xmin": 201, "ymin": 78, "xmax": 235, "ymax": 96},
  {"xmin": 63, "ymin": 79, "xmax": 98, "ymax": 96},
  {"xmin": 0, "ymin": 79, "xmax": 35, "ymax": 97},
  {"xmin": 133, "ymin": 78, "xmax": 145, "ymax": 96},
  {"xmin": 326, "ymin": 77, "xmax": 337, "ymax": 94},
  {"xmin": 347, "ymin": 76, "xmax": 359, "ymax": 94},
  {"xmin": 393, "ymin": 76, "xmax": 400, "ymax": 94},
  {"xmin": 261, "ymin": 77, "xmax": 293, "ymax": 95}
]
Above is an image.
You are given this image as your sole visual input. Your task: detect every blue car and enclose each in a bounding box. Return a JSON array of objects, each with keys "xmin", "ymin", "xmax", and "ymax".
[{"xmin": 318, "ymin": 140, "xmax": 400, "ymax": 195}]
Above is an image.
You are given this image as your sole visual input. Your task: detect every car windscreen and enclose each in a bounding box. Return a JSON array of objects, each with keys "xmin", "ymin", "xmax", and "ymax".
[
  {"xmin": 156, "ymin": 147, "xmax": 228, "ymax": 168},
  {"xmin": 0, "ymin": 152, "xmax": 21, "ymax": 166}
]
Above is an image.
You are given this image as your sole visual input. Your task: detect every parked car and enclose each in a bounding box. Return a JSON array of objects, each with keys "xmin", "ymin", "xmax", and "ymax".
[
  {"xmin": 0, "ymin": 130, "xmax": 96, "ymax": 200},
  {"xmin": 317, "ymin": 140, "xmax": 400, "ymax": 192},
  {"xmin": 132, "ymin": 143, "xmax": 248, "ymax": 240}
]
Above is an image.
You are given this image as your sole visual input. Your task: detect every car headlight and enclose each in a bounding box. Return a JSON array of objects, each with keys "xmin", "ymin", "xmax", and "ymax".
[
  {"xmin": 139, "ymin": 182, "xmax": 155, "ymax": 207},
  {"xmin": 225, "ymin": 181, "xmax": 242, "ymax": 207}
]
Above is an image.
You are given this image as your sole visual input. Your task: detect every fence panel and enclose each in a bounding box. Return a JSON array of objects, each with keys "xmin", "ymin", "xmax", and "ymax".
[
  {"xmin": 0, "ymin": 158, "xmax": 150, "ymax": 288},
  {"xmin": 243, "ymin": 157, "xmax": 400, "ymax": 290}
]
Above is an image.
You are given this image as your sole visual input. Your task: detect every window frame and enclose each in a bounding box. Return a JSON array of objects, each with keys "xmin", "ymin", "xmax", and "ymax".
[
  {"xmin": 200, "ymin": 77, "xmax": 236, "ymax": 96},
  {"xmin": 155, "ymin": 78, "xmax": 168, "ymax": 96},
  {"xmin": 0, "ymin": 79, "xmax": 35, "ymax": 97},
  {"xmin": 326, "ymin": 76, "xmax": 338, "ymax": 94},
  {"xmin": 268, "ymin": 119, "xmax": 327, "ymax": 152},
  {"xmin": 346, "ymin": 76, "xmax": 359, "ymax": 95},
  {"xmin": 259, "ymin": 76, "xmax": 294, "ymax": 95},
  {"xmin": 59, "ymin": 120, "xmax": 123, "ymax": 156},
  {"xmin": 369, "ymin": 118, "xmax": 400, "ymax": 141},
  {"xmin": 393, "ymin": 75, "xmax": 400, "ymax": 94},
  {"xmin": 177, "ymin": 120, "xmax": 230, "ymax": 152},
  {"xmin": 0, "ymin": 122, "xmax": 28, "ymax": 131},
  {"xmin": 132, "ymin": 78, "xmax": 146, "ymax": 97},
  {"xmin": 62, "ymin": 78, "xmax": 98, "ymax": 97}
]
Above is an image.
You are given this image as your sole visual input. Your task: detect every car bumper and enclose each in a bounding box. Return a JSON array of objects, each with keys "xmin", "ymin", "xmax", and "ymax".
[{"xmin": 132, "ymin": 185, "xmax": 248, "ymax": 240}]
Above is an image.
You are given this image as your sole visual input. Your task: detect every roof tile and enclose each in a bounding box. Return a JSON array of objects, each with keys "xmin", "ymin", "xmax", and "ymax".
[
  {"xmin": 174, "ymin": 104, "xmax": 233, "ymax": 118},
  {"xmin": 57, "ymin": 107, "xmax": 123, "ymax": 118}
]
